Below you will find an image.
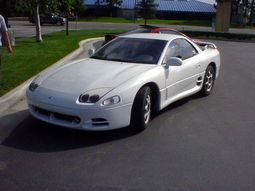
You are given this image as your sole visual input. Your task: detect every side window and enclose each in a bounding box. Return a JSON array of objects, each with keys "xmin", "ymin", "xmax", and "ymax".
[
  {"xmin": 175, "ymin": 39, "xmax": 198, "ymax": 60},
  {"xmin": 164, "ymin": 39, "xmax": 198, "ymax": 61},
  {"xmin": 164, "ymin": 40, "xmax": 182, "ymax": 60}
]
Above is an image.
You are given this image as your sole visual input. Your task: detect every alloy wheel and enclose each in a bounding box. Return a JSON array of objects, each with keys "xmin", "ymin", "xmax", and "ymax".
[
  {"xmin": 144, "ymin": 94, "xmax": 151, "ymax": 125},
  {"xmin": 205, "ymin": 68, "xmax": 214, "ymax": 92}
]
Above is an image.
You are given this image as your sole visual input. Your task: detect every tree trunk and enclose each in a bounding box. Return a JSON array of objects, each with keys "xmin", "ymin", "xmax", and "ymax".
[
  {"xmin": 34, "ymin": 0, "xmax": 42, "ymax": 42},
  {"xmin": 144, "ymin": 18, "xmax": 147, "ymax": 25},
  {"xmin": 66, "ymin": 16, "xmax": 69, "ymax": 36},
  {"xmin": 215, "ymin": 0, "xmax": 231, "ymax": 32}
]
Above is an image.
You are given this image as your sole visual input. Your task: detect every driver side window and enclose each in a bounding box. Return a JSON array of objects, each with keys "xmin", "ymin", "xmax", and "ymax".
[
  {"xmin": 165, "ymin": 39, "xmax": 198, "ymax": 61},
  {"xmin": 165, "ymin": 40, "xmax": 182, "ymax": 59}
]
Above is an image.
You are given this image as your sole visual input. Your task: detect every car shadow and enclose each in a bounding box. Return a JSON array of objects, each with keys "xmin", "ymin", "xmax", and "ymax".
[
  {"xmin": 1, "ymin": 94, "xmax": 204, "ymax": 153},
  {"xmin": 1, "ymin": 111, "xmax": 138, "ymax": 153},
  {"xmin": 152, "ymin": 93, "xmax": 203, "ymax": 119}
]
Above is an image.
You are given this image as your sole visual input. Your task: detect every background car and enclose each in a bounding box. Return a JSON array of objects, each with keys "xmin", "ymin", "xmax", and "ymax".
[
  {"xmin": 29, "ymin": 12, "xmax": 66, "ymax": 26},
  {"xmin": 104, "ymin": 25, "xmax": 189, "ymax": 42},
  {"xmin": 104, "ymin": 25, "xmax": 216, "ymax": 49},
  {"xmin": 26, "ymin": 33, "xmax": 220, "ymax": 132}
]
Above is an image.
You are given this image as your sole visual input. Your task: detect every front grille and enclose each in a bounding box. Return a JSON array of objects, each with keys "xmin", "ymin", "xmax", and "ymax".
[{"xmin": 32, "ymin": 105, "xmax": 81, "ymax": 125}]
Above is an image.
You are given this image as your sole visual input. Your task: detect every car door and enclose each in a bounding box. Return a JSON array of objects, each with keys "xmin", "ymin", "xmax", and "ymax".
[
  {"xmin": 164, "ymin": 38, "xmax": 201, "ymax": 100},
  {"xmin": 44, "ymin": 13, "xmax": 53, "ymax": 24}
]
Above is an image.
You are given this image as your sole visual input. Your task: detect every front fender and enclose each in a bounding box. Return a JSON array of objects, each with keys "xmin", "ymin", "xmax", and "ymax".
[{"xmin": 109, "ymin": 65, "xmax": 166, "ymax": 106}]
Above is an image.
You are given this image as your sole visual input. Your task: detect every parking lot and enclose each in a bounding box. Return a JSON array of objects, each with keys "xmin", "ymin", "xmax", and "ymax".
[{"xmin": 0, "ymin": 35, "xmax": 255, "ymax": 190}]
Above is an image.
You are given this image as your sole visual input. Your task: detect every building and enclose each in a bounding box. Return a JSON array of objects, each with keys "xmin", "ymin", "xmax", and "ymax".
[{"xmin": 84, "ymin": 0, "xmax": 216, "ymax": 20}]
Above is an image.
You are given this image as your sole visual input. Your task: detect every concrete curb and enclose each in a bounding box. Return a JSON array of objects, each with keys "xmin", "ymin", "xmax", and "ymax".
[{"xmin": 0, "ymin": 37, "xmax": 103, "ymax": 114}]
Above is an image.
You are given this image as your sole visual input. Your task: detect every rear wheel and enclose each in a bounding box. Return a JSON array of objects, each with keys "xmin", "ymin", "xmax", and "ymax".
[
  {"xmin": 200, "ymin": 65, "xmax": 215, "ymax": 96},
  {"xmin": 130, "ymin": 86, "xmax": 152, "ymax": 131}
]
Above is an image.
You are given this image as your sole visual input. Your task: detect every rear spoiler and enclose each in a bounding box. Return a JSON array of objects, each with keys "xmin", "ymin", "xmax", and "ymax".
[{"xmin": 195, "ymin": 41, "xmax": 217, "ymax": 49}]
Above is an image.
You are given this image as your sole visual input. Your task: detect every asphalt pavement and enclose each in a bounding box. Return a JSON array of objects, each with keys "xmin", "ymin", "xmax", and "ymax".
[{"xmin": 1, "ymin": 38, "xmax": 255, "ymax": 191}]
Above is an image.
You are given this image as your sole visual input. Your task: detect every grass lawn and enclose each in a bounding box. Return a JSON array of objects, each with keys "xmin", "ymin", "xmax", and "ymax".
[
  {"xmin": 0, "ymin": 29, "xmax": 126, "ymax": 96},
  {"xmin": 78, "ymin": 17, "xmax": 211, "ymax": 27}
]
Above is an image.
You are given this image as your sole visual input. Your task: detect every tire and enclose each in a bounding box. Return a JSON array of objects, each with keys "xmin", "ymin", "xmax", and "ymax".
[
  {"xmin": 200, "ymin": 65, "xmax": 215, "ymax": 96},
  {"xmin": 130, "ymin": 86, "xmax": 152, "ymax": 131},
  {"xmin": 56, "ymin": 21, "xmax": 62, "ymax": 26}
]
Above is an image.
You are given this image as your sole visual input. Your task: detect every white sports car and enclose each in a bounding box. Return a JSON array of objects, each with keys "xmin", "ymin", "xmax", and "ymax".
[{"xmin": 26, "ymin": 33, "xmax": 220, "ymax": 131}]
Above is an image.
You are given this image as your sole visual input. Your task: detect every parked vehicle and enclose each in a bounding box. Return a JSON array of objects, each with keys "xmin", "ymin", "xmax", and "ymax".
[
  {"xmin": 105, "ymin": 25, "xmax": 184, "ymax": 42},
  {"xmin": 26, "ymin": 33, "xmax": 220, "ymax": 132},
  {"xmin": 104, "ymin": 25, "xmax": 217, "ymax": 49},
  {"xmin": 29, "ymin": 13, "xmax": 66, "ymax": 26}
]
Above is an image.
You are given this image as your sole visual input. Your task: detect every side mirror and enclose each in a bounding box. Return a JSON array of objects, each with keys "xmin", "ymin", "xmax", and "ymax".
[
  {"xmin": 164, "ymin": 57, "xmax": 183, "ymax": 68},
  {"xmin": 88, "ymin": 49, "xmax": 95, "ymax": 57}
]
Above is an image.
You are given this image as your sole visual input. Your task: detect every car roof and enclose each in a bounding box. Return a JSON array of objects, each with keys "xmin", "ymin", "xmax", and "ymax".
[{"xmin": 119, "ymin": 33, "xmax": 185, "ymax": 41}]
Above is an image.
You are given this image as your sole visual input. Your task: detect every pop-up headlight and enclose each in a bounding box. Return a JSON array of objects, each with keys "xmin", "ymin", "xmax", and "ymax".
[{"xmin": 79, "ymin": 88, "xmax": 112, "ymax": 104}]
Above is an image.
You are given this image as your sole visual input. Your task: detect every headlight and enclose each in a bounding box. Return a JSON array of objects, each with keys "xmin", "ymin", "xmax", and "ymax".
[
  {"xmin": 79, "ymin": 88, "xmax": 112, "ymax": 103},
  {"xmin": 102, "ymin": 96, "xmax": 120, "ymax": 106},
  {"xmin": 29, "ymin": 75, "xmax": 43, "ymax": 92}
]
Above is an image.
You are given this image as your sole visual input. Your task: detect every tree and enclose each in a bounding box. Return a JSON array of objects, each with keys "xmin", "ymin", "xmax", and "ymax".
[
  {"xmin": 136, "ymin": 0, "xmax": 157, "ymax": 25},
  {"xmin": 231, "ymin": 0, "xmax": 255, "ymax": 25},
  {"xmin": 72, "ymin": 0, "xmax": 85, "ymax": 16},
  {"xmin": 249, "ymin": 0, "xmax": 255, "ymax": 25},
  {"xmin": 34, "ymin": 0, "xmax": 43, "ymax": 42},
  {"xmin": 15, "ymin": 0, "xmax": 43, "ymax": 42},
  {"xmin": 103, "ymin": 0, "xmax": 123, "ymax": 17},
  {"xmin": 58, "ymin": 0, "xmax": 72, "ymax": 36},
  {"xmin": 15, "ymin": 0, "xmax": 85, "ymax": 38},
  {"xmin": 57, "ymin": 0, "xmax": 85, "ymax": 35},
  {"xmin": 0, "ymin": 0, "xmax": 11, "ymax": 27}
]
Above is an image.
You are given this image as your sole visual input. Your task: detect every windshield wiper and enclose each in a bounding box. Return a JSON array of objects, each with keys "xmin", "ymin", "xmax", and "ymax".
[
  {"xmin": 91, "ymin": 56, "xmax": 107, "ymax": 60},
  {"xmin": 91, "ymin": 57, "xmax": 125, "ymax": 62},
  {"xmin": 108, "ymin": 58, "xmax": 125, "ymax": 62}
]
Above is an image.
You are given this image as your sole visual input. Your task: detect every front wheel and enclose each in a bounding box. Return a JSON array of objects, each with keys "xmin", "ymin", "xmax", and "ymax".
[
  {"xmin": 200, "ymin": 65, "xmax": 215, "ymax": 96},
  {"xmin": 130, "ymin": 86, "xmax": 152, "ymax": 131},
  {"xmin": 56, "ymin": 21, "xmax": 62, "ymax": 26}
]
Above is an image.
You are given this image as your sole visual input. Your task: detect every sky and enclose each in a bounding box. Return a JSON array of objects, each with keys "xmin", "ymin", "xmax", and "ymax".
[{"xmin": 197, "ymin": 0, "xmax": 216, "ymax": 4}]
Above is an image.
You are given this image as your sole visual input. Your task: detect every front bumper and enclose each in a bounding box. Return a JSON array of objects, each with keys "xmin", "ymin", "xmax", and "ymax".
[{"xmin": 27, "ymin": 98, "xmax": 133, "ymax": 131}]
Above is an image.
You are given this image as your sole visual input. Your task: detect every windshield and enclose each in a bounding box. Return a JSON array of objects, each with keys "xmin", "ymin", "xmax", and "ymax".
[{"xmin": 91, "ymin": 37, "xmax": 167, "ymax": 64}]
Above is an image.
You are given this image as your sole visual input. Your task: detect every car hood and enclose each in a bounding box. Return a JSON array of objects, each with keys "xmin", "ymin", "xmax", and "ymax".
[{"xmin": 40, "ymin": 58, "xmax": 154, "ymax": 95}]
